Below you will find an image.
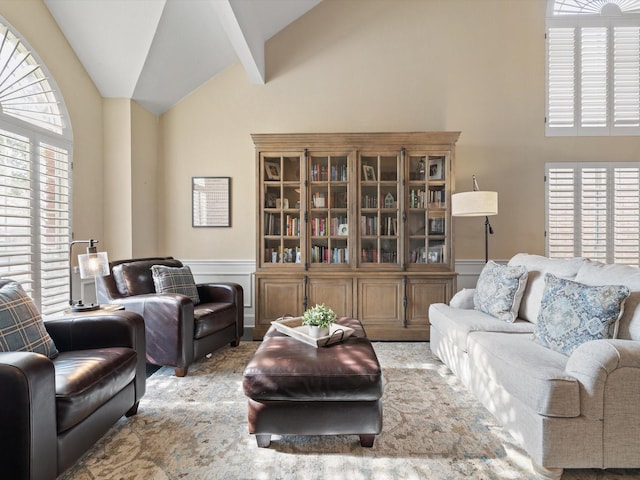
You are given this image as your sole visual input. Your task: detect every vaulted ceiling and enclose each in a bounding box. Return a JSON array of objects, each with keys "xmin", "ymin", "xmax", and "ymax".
[{"xmin": 44, "ymin": 0, "xmax": 321, "ymax": 114}]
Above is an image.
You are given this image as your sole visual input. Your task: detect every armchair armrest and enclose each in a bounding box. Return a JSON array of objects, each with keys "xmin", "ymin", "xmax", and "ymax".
[
  {"xmin": 0, "ymin": 352, "xmax": 57, "ymax": 480},
  {"xmin": 110, "ymin": 294, "xmax": 195, "ymax": 369},
  {"xmin": 198, "ymin": 283, "xmax": 244, "ymax": 338},
  {"xmin": 565, "ymin": 339, "xmax": 640, "ymax": 420}
]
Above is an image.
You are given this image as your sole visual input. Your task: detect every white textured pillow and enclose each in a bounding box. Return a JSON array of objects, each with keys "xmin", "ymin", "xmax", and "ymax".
[
  {"xmin": 449, "ymin": 288, "xmax": 475, "ymax": 309},
  {"xmin": 474, "ymin": 261, "xmax": 528, "ymax": 322},
  {"xmin": 151, "ymin": 265, "xmax": 200, "ymax": 305},
  {"xmin": 508, "ymin": 254, "xmax": 588, "ymax": 323}
]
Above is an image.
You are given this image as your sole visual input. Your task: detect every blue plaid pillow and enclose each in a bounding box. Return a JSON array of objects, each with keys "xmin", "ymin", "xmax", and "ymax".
[
  {"xmin": 151, "ymin": 265, "xmax": 200, "ymax": 305},
  {"xmin": 533, "ymin": 274, "xmax": 630, "ymax": 356},
  {"xmin": 0, "ymin": 280, "xmax": 58, "ymax": 358}
]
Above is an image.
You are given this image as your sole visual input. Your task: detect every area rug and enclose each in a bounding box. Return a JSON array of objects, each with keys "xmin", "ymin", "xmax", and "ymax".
[{"xmin": 60, "ymin": 342, "xmax": 640, "ymax": 480}]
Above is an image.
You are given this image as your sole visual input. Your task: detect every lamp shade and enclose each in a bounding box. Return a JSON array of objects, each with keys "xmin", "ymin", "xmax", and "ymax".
[
  {"xmin": 78, "ymin": 251, "xmax": 109, "ymax": 279},
  {"xmin": 451, "ymin": 191, "xmax": 498, "ymax": 217}
]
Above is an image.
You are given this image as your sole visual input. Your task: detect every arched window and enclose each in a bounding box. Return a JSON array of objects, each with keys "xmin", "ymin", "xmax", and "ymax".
[
  {"xmin": 0, "ymin": 17, "xmax": 72, "ymax": 315},
  {"xmin": 546, "ymin": 0, "xmax": 640, "ymax": 135}
]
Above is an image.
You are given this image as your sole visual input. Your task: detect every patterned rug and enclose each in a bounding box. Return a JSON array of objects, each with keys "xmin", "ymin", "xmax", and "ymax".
[{"xmin": 60, "ymin": 342, "xmax": 640, "ymax": 480}]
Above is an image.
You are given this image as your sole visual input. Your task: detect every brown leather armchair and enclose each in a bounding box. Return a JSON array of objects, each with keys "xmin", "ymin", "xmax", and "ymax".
[
  {"xmin": 0, "ymin": 308, "xmax": 146, "ymax": 480},
  {"xmin": 95, "ymin": 257, "xmax": 244, "ymax": 377}
]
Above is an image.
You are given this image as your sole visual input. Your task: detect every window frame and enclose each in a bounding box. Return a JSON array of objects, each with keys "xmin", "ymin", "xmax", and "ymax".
[
  {"xmin": 545, "ymin": 162, "xmax": 640, "ymax": 266},
  {"xmin": 545, "ymin": 1, "xmax": 640, "ymax": 136},
  {"xmin": 0, "ymin": 16, "xmax": 73, "ymax": 315}
]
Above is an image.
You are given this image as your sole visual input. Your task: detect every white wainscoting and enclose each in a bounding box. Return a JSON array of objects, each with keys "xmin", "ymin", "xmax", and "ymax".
[
  {"xmin": 184, "ymin": 260, "xmax": 255, "ymax": 327},
  {"xmin": 79, "ymin": 259, "xmax": 504, "ymax": 329}
]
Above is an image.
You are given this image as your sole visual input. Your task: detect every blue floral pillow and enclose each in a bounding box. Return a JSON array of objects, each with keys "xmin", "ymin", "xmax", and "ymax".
[
  {"xmin": 474, "ymin": 261, "xmax": 529, "ymax": 322},
  {"xmin": 533, "ymin": 274, "xmax": 630, "ymax": 356}
]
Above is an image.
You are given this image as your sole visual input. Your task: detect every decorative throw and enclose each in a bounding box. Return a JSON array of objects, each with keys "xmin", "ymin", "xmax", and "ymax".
[
  {"xmin": 533, "ymin": 273, "xmax": 630, "ymax": 356},
  {"xmin": 0, "ymin": 279, "xmax": 58, "ymax": 358},
  {"xmin": 151, "ymin": 265, "xmax": 200, "ymax": 305},
  {"xmin": 473, "ymin": 261, "xmax": 528, "ymax": 322}
]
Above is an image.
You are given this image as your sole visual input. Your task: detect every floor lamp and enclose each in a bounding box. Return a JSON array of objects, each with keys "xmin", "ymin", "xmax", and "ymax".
[{"xmin": 451, "ymin": 176, "xmax": 498, "ymax": 263}]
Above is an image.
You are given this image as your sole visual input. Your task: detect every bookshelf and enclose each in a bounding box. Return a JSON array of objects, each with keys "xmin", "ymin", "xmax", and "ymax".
[{"xmin": 253, "ymin": 132, "xmax": 460, "ymax": 340}]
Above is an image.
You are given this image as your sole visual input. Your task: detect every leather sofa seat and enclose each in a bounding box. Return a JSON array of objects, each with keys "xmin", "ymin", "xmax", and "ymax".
[{"xmin": 54, "ymin": 347, "xmax": 138, "ymax": 433}]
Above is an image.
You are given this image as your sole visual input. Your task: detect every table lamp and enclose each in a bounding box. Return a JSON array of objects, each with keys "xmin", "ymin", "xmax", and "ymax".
[{"xmin": 69, "ymin": 239, "xmax": 109, "ymax": 312}]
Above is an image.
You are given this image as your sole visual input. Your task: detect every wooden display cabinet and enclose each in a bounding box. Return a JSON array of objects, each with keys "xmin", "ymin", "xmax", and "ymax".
[{"xmin": 253, "ymin": 132, "xmax": 460, "ymax": 340}]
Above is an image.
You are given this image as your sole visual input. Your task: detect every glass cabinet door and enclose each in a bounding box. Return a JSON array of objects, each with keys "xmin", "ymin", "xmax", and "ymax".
[
  {"xmin": 406, "ymin": 153, "xmax": 448, "ymax": 266},
  {"xmin": 261, "ymin": 154, "xmax": 303, "ymax": 266},
  {"xmin": 358, "ymin": 153, "xmax": 400, "ymax": 266},
  {"xmin": 309, "ymin": 153, "xmax": 349, "ymax": 265}
]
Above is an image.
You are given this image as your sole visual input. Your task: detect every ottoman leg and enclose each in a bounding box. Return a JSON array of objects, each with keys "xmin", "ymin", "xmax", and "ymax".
[
  {"xmin": 359, "ymin": 434, "xmax": 375, "ymax": 447},
  {"xmin": 256, "ymin": 434, "xmax": 271, "ymax": 448}
]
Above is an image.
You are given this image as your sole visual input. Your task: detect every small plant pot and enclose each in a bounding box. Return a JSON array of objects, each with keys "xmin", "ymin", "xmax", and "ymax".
[{"xmin": 308, "ymin": 325, "xmax": 329, "ymax": 338}]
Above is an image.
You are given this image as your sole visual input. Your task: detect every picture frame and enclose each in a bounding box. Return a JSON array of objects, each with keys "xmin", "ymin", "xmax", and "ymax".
[
  {"xmin": 362, "ymin": 165, "xmax": 376, "ymax": 182},
  {"xmin": 266, "ymin": 192, "xmax": 277, "ymax": 208},
  {"xmin": 265, "ymin": 161, "xmax": 281, "ymax": 181},
  {"xmin": 192, "ymin": 176, "xmax": 231, "ymax": 227},
  {"xmin": 428, "ymin": 158, "xmax": 444, "ymax": 181}
]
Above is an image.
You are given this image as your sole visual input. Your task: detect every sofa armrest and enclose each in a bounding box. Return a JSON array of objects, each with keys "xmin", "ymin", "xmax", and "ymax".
[
  {"xmin": 198, "ymin": 283, "xmax": 244, "ymax": 338},
  {"xmin": 45, "ymin": 311, "xmax": 147, "ymax": 402},
  {"xmin": 565, "ymin": 339, "xmax": 640, "ymax": 419},
  {"xmin": 0, "ymin": 352, "xmax": 57, "ymax": 480}
]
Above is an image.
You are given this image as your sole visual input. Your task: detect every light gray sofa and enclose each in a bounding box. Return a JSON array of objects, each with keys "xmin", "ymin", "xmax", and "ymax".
[{"xmin": 429, "ymin": 253, "xmax": 640, "ymax": 479}]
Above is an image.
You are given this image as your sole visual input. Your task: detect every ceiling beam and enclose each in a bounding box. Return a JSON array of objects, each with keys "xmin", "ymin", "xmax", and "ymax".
[{"xmin": 211, "ymin": 0, "xmax": 265, "ymax": 84}]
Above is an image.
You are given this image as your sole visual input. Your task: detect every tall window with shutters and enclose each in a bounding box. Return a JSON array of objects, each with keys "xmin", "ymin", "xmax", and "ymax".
[
  {"xmin": 546, "ymin": 163, "xmax": 640, "ymax": 265},
  {"xmin": 0, "ymin": 19, "xmax": 72, "ymax": 315},
  {"xmin": 546, "ymin": 0, "xmax": 640, "ymax": 136}
]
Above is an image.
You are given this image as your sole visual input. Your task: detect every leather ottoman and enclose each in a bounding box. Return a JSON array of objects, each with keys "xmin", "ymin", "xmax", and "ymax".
[{"xmin": 242, "ymin": 317, "xmax": 383, "ymax": 447}]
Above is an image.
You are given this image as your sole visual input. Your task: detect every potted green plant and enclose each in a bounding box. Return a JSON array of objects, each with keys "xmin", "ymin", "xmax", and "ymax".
[{"xmin": 302, "ymin": 303, "xmax": 337, "ymax": 338}]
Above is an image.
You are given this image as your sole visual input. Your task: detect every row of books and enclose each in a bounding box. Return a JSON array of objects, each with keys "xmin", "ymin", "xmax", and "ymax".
[
  {"xmin": 310, "ymin": 215, "xmax": 349, "ymax": 236},
  {"xmin": 310, "ymin": 164, "xmax": 348, "ymax": 182},
  {"xmin": 264, "ymin": 213, "xmax": 300, "ymax": 236},
  {"xmin": 310, "ymin": 246, "xmax": 348, "ymax": 264},
  {"xmin": 361, "ymin": 248, "xmax": 398, "ymax": 263}
]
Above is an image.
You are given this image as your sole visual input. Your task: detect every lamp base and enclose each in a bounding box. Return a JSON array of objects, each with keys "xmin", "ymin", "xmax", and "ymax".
[{"xmin": 70, "ymin": 302, "xmax": 101, "ymax": 312}]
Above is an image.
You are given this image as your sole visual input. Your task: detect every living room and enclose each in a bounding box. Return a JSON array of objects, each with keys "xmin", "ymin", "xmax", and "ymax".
[{"xmin": 1, "ymin": 0, "xmax": 640, "ymax": 479}]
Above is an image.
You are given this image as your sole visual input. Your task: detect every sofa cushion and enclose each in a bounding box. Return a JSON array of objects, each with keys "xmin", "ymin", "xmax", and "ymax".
[
  {"xmin": 53, "ymin": 347, "xmax": 137, "ymax": 433},
  {"xmin": 429, "ymin": 303, "xmax": 535, "ymax": 353},
  {"xmin": 112, "ymin": 258, "xmax": 182, "ymax": 296},
  {"xmin": 193, "ymin": 302, "xmax": 236, "ymax": 338},
  {"xmin": 151, "ymin": 265, "xmax": 200, "ymax": 305},
  {"xmin": 533, "ymin": 274, "xmax": 630, "ymax": 356},
  {"xmin": 0, "ymin": 279, "xmax": 58, "ymax": 359},
  {"xmin": 508, "ymin": 253, "xmax": 588, "ymax": 323},
  {"xmin": 575, "ymin": 261, "xmax": 640, "ymax": 341},
  {"xmin": 473, "ymin": 261, "xmax": 528, "ymax": 322},
  {"xmin": 467, "ymin": 331, "xmax": 580, "ymax": 418}
]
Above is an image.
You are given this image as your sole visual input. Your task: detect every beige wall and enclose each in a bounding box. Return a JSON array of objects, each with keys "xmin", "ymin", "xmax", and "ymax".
[
  {"xmin": 0, "ymin": 0, "xmax": 105, "ymax": 248},
  {"xmin": 160, "ymin": 0, "xmax": 640, "ymax": 262}
]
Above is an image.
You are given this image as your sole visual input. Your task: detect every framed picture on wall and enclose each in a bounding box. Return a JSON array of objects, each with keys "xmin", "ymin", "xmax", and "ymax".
[
  {"xmin": 428, "ymin": 157, "xmax": 444, "ymax": 181},
  {"xmin": 192, "ymin": 176, "xmax": 231, "ymax": 227}
]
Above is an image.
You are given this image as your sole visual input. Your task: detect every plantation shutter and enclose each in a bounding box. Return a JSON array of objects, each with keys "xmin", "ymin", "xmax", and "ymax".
[
  {"xmin": 546, "ymin": 15, "xmax": 640, "ymax": 136},
  {"xmin": 38, "ymin": 142, "xmax": 71, "ymax": 314},
  {"xmin": 0, "ymin": 129, "xmax": 33, "ymax": 292},
  {"xmin": 546, "ymin": 163, "xmax": 640, "ymax": 266}
]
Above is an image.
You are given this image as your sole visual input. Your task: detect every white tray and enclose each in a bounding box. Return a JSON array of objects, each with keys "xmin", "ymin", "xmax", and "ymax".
[{"xmin": 271, "ymin": 316, "xmax": 354, "ymax": 348}]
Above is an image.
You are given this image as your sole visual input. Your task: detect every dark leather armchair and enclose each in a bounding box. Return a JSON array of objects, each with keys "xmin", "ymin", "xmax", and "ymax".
[
  {"xmin": 96, "ymin": 257, "xmax": 244, "ymax": 377},
  {"xmin": 0, "ymin": 309, "xmax": 146, "ymax": 480}
]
